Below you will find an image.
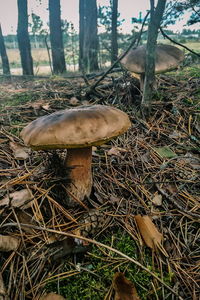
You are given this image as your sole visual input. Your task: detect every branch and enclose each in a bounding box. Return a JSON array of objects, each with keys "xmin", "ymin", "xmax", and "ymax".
[
  {"xmin": 160, "ymin": 27, "xmax": 200, "ymax": 57},
  {"xmin": 191, "ymin": 6, "xmax": 200, "ymax": 18}
]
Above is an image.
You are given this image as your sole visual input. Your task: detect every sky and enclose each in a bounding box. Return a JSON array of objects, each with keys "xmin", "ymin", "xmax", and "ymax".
[{"xmin": 0, "ymin": 0, "xmax": 197, "ymax": 35}]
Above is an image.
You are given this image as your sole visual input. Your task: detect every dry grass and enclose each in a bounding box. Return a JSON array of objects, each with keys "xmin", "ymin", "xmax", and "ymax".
[{"xmin": 7, "ymin": 48, "xmax": 49, "ymax": 65}]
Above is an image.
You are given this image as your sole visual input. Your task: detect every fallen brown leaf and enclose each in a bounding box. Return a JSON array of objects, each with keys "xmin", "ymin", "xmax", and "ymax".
[
  {"xmin": 69, "ymin": 96, "xmax": 79, "ymax": 105},
  {"xmin": 113, "ymin": 272, "xmax": 140, "ymax": 300},
  {"xmin": 0, "ymin": 235, "xmax": 19, "ymax": 252},
  {"xmin": 0, "ymin": 189, "xmax": 33, "ymax": 209},
  {"xmin": 42, "ymin": 103, "xmax": 50, "ymax": 110},
  {"xmin": 151, "ymin": 192, "xmax": 162, "ymax": 206},
  {"xmin": 9, "ymin": 141, "xmax": 29, "ymax": 160},
  {"xmin": 39, "ymin": 292, "xmax": 65, "ymax": 300},
  {"xmin": 15, "ymin": 209, "xmax": 37, "ymax": 234},
  {"xmin": 134, "ymin": 215, "xmax": 168, "ymax": 256},
  {"xmin": 107, "ymin": 146, "xmax": 122, "ymax": 157}
]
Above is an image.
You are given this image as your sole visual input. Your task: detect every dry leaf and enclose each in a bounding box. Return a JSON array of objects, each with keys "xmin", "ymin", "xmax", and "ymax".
[
  {"xmin": 39, "ymin": 292, "xmax": 65, "ymax": 300},
  {"xmin": 31, "ymin": 101, "xmax": 43, "ymax": 110},
  {"xmin": 15, "ymin": 209, "xmax": 37, "ymax": 234},
  {"xmin": 110, "ymin": 195, "xmax": 121, "ymax": 203},
  {"xmin": 69, "ymin": 96, "xmax": 79, "ymax": 105},
  {"xmin": 134, "ymin": 215, "xmax": 168, "ymax": 256},
  {"xmin": 0, "ymin": 235, "xmax": 19, "ymax": 252},
  {"xmin": 0, "ymin": 189, "xmax": 33, "ymax": 209},
  {"xmin": 9, "ymin": 141, "xmax": 29, "ymax": 160},
  {"xmin": 42, "ymin": 103, "xmax": 50, "ymax": 110},
  {"xmin": 107, "ymin": 147, "xmax": 122, "ymax": 157},
  {"xmin": 151, "ymin": 192, "xmax": 162, "ymax": 206},
  {"xmin": 82, "ymin": 100, "xmax": 90, "ymax": 105},
  {"xmin": 113, "ymin": 272, "xmax": 140, "ymax": 300}
]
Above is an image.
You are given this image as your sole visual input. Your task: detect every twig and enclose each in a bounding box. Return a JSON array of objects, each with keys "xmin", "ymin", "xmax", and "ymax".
[{"xmin": 160, "ymin": 27, "xmax": 200, "ymax": 57}]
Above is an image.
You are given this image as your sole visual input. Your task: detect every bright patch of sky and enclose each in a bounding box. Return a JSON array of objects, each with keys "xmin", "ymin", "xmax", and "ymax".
[{"xmin": 0, "ymin": 0, "xmax": 198, "ymax": 36}]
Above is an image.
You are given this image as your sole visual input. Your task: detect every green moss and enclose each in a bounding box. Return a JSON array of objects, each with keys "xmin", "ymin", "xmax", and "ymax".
[{"xmin": 45, "ymin": 230, "xmax": 173, "ymax": 299}]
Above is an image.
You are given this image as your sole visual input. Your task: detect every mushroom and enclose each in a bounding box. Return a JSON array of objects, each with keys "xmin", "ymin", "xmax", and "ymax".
[
  {"xmin": 121, "ymin": 44, "xmax": 184, "ymax": 89},
  {"xmin": 21, "ymin": 105, "xmax": 131, "ymax": 206}
]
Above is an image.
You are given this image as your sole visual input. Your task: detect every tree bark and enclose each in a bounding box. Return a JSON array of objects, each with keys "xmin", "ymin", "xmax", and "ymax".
[
  {"xmin": 141, "ymin": 0, "xmax": 167, "ymax": 109},
  {"xmin": 0, "ymin": 24, "xmax": 10, "ymax": 75},
  {"xmin": 17, "ymin": 0, "xmax": 34, "ymax": 75},
  {"xmin": 79, "ymin": 0, "xmax": 86, "ymax": 71},
  {"xmin": 49, "ymin": 0, "xmax": 66, "ymax": 74},
  {"xmin": 83, "ymin": 0, "xmax": 99, "ymax": 72},
  {"xmin": 111, "ymin": 0, "xmax": 118, "ymax": 64}
]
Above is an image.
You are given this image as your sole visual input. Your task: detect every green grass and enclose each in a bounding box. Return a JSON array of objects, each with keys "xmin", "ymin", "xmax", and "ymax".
[
  {"xmin": 0, "ymin": 91, "xmax": 38, "ymax": 109},
  {"xmin": 0, "ymin": 89, "xmax": 39, "ymax": 136},
  {"xmin": 45, "ymin": 229, "xmax": 173, "ymax": 299},
  {"xmin": 176, "ymin": 66, "xmax": 200, "ymax": 79}
]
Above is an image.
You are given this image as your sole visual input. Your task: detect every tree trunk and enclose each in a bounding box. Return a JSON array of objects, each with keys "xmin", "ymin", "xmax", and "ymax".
[
  {"xmin": 83, "ymin": 0, "xmax": 99, "ymax": 72},
  {"xmin": 141, "ymin": 0, "xmax": 167, "ymax": 109},
  {"xmin": 17, "ymin": 0, "xmax": 34, "ymax": 75},
  {"xmin": 111, "ymin": 0, "xmax": 118, "ymax": 64},
  {"xmin": 0, "ymin": 24, "xmax": 10, "ymax": 75},
  {"xmin": 49, "ymin": 0, "xmax": 66, "ymax": 74},
  {"xmin": 79, "ymin": 0, "xmax": 85, "ymax": 71}
]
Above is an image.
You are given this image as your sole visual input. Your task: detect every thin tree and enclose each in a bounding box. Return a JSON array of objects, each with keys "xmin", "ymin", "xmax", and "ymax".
[
  {"xmin": 29, "ymin": 13, "xmax": 43, "ymax": 49},
  {"xmin": 0, "ymin": 24, "xmax": 10, "ymax": 75},
  {"xmin": 111, "ymin": 0, "xmax": 118, "ymax": 64},
  {"xmin": 80, "ymin": 0, "xmax": 99, "ymax": 72},
  {"xmin": 142, "ymin": 0, "xmax": 167, "ymax": 109},
  {"xmin": 49, "ymin": 0, "xmax": 66, "ymax": 74},
  {"xmin": 17, "ymin": 0, "xmax": 34, "ymax": 75}
]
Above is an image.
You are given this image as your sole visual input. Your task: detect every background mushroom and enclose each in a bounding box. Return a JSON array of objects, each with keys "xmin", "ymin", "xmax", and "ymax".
[
  {"xmin": 121, "ymin": 44, "xmax": 184, "ymax": 89},
  {"xmin": 21, "ymin": 105, "xmax": 131, "ymax": 207}
]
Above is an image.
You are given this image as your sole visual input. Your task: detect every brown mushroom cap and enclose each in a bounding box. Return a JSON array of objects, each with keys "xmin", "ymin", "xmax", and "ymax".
[
  {"xmin": 21, "ymin": 105, "xmax": 131, "ymax": 150},
  {"xmin": 121, "ymin": 44, "xmax": 184, "ymax": 74}
]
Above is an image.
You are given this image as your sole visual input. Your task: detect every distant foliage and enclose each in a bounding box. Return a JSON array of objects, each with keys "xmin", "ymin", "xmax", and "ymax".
[
  {"xmin": 163, "ymin": 0, "xmax": 200, "ymax": 26},
  {"xmin": 29, "ymin": 13, "xmax": 44, "ymax": 35},
  {"xmin": 98, "ymin": 0, "xmax": 124, "ymax": 33}
]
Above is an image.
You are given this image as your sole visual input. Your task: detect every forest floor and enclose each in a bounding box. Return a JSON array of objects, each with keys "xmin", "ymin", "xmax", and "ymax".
[{"xmin": 0, "ymin": 65, "xmax": 199, "ymax": 300}]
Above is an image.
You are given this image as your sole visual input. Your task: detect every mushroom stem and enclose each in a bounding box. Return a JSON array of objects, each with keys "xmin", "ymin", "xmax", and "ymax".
[{"xmin": 65, "ymin": 147, "xmax": 92, "ymax": 206}]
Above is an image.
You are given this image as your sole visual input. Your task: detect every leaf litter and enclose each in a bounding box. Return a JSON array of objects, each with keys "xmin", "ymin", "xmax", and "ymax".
[{"xmin": 0, "ymin": 71, "xmax": 199, "ymax": 299}]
